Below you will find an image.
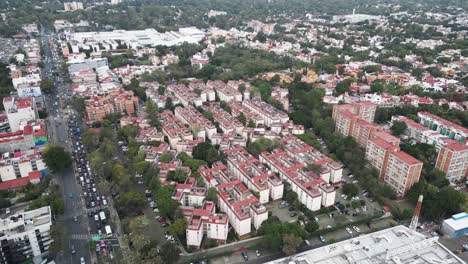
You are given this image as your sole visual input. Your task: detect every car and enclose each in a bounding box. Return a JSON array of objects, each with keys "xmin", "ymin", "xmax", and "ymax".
[
  {"xmin": 153, "ymin": 208, "xmax": 159, "ymax": 213},
  {"xmin": 289, "ymin": 212, "xmax": 298, "ymax": 217},
  {"xmin": 98, "ymin": 229, "xmax": 102, "ymax": 236},
  {"xmin": 80, "ymin": 257, "xmax": 85, "ymax": 264},
  {"xmin": 157, "ymin": 216, "xmax": 167, "ymax": 223},
  {"xmin": 353, "ymin": 226, "xmax": 360, "ymax": 233},
  {"xmin": 346, "ymin": 227, "xmax": 353, "ymax": 234},
  {"xmin": 319, "ymin": 235, "xmax": 325, "ymax": 243},
  {"xmin": 69, "ymin": 193, "xmax": 73, "ymax": 198},
  {"xmin": 71, "ymin": 245, "xmax": 76, "ymax": 254},
  {"xmin": 74, "ymin": 216, "xmax": 78, "ymax": 222},
  {"xmin": 94, "ymin": 214, "xmax": 99, "ymax": 221},
  {"xmin": 102, "ymin": 199, "xmax": 108, "ymax": 206},
  {"xmin": 96, "ymin": 244, "xmax": 101, "ymax": 252},
  {"xmin": 288, "ymin": 207, "xmax": 295, "ymax": 212},
  {"xmin": 362, "ymin": 206, "xmax": 367, "ymax": 212},
  {"xmin": 241, "ymin": 252, "xmax": 249, "ymax": 261},
  {"xmin": 348, "ymin": 174, "xmax": 354, "ymax": 178},
  {"xmin": 255, "ymin": 249, "xmax": 260, "ymax": 257},
  {"xmin": 304, "ymin": 239, "xmax": 311, "ymax": 246},
  {"xmin": 137, "ymin": 181, "xmax": 144, "ymax": 185},
  {"xmin": 314, "ymin": 216, "xmax": 319, "ymax": 222},
  {"xmin": 161, "ymin": 222, "xmax": 169, "ymax": 227}
]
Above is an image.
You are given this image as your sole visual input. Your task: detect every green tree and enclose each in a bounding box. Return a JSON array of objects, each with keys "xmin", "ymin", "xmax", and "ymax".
[
  {"xmin": 43, "ymin": 145, "xmax": 72, "ymax": 172},
  {"xmin": 169, "ymin": 218, "xmax": 187, "ymax": 238},
  {"xmin": 40, "ymin": 79, "xmax": 54, "ymax": 93},
  {"xmin": 160, "ymin": 153, "xmax": 173, "ymax": 163},
  {"xmin": 159, "ymin": 242, "xmax": 180, "ymax": 264},
  {"xmin": 192, "ymin": 142, "xmax": 220, "ymax": 165},
  {"xmin": 390, "ymin": 121, "xmax": 407, "ymax": 136},
  {"xmin": 282, "ymin": 234, "xmax": 303, "ymax": 256},
  {"xmin": 342, "ymin": 183, "xmax": 359, "ymax": 197},
  {"xmin": 206, "ymin": 187, "xmax": 217, "ymax": 202}
]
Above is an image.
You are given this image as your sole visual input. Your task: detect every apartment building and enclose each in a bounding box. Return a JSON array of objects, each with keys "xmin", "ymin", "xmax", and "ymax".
[
  {"xmin": 158, "ymin": 110, "xmax": 193, "ymax": 149},
  {"xmin": 207, "ymin": 80, "xmax": 242, "ymax": 102},
  {"xmin": 167, "ymin": 84, "xmax": 203, "ymax": 107},
  {"xmin": 418, "ymin": 112, "xmax": 467, "ymax": 143},
  {"xmin": 211, "ymin": 132, "xmax": 247, "ymax": 150},
  {"xmin": 64, "ymin": 1, "xmax": 84, "ymax": 11},
  {"xmin": 270, "ymin": 86, "xmax": 289, "ymax": 111},
  {"xmin": 0, "ymin": 150, "xmax": 46, "ymax": 190},
  {"xmin": 85, "ymin": 89, "xmax": 139, "ymax": 124},
  {"xmin": 365, "ymin": 138, "xmax": 398, "ymax": 177},
  {"xmin": 334, "ymin": 110, "xmax": 357, "ymax": 137},
  {"xmin": 199, "ymin": 162, "xmax": 268, "ymax": 238},
  {"xmin": 281, "ymin": 136, "xmax": 343, "ymax": 184},
  {"xmin": 391, "ymin": 116, "xmax": 430, "ymax": 142},
  {"xmin": 435, "ymin": 143, "xmax": 468, "ymax": 182},
  {"xmin": 260, "ymin": 148, "xmax": 336, "ymax": 211},
  {"xmin": 271, "ymin": 121, "xmax": 305, "ymax": 136},
  {"xmin": 228, "ymin": 101, "xmax": 264, "ymax": 127},
  {"xmin": 201, "ymin": 103, "xmax": 244, "ymax": 134},
  {"xmin": 189, "ymin": 80, "xmax": 216, "ymax": 102},
  {"xmin": 384, "ymin": 151, "xmax": 423, "ymax": 196},
  {"xmin": 0, "ymin": 206, "xmax": 53, "ymax": 263},
  {"xmin": 351, "ymin": 119, "xmax": 381, "ymax": 148},
  {"xmin": 0, "ymin": 120, "xmax": 46, "ymax": 152},
  {"xmin": 3, "ymin": 97, "xmax": 39, "ymax": 131},
  {"xmin": 332, "ymin": 102, "xmax": 377, "ymax": 125},
  {"xmin": 224, "ymin": 147, "xmax": 284, "ymax": 204},
  {"xmin": 173, "ymin": 177, "xmax": 228, "ymax": 248},
  {"xmin": 143, "ymin": 82, "xmax": 179, "ymax": 109},
  {"xmin": 227, "ymin": 80, "xmax": 251, "ymax": 100},
  {"xmin": 243, "ymin": 99, "xmax": 289, "ymax": 127},
  {"xmin": 174, "ymin": 106, "xmax": 217, "ymax": 140}
]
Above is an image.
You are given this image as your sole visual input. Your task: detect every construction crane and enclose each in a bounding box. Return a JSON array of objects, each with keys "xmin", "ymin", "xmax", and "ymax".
[{"xmin": 409, "ymin": 195, "xmax": 424, "ymax": 230}]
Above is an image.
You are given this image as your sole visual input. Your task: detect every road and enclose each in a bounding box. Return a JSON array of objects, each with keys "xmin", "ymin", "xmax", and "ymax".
[{"xmin": 40, "ymin": 29, "xmax": 93, "ymax": 264}]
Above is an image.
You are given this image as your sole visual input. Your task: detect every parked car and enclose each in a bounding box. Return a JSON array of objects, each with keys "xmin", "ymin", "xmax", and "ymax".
[
  {"xmin": 255, "ymin": 250, "xmax": 260, "ymax": 257},
  {"xmin": 353, "ymin": 226, "xmax": 360, "ymax": 233},
  {"xmin": 346, "ymin": 227, "xmax": 353, "ymax": 234},
  {"xmin": 241, "ymin": 252, "xmax": 248, "ymax": 261},
  {"xmin": 319, "ymin": 235, "xmax": 325, "ymax": 243}
]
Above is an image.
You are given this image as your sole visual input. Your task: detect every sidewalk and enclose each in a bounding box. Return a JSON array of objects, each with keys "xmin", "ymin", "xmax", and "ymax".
[{"xmin": 180, "ymin": 236, "xmax": 263, "ymax": 263}]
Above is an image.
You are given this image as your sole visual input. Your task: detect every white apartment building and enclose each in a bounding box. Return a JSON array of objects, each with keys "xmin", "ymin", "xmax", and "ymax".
[
  {"xmin": 259, "ymin": 148, "xmax": 336, "ymax": 211},
  {"xmin": 3, "ymin": 97, "xmax": 38, "ymax": 132},
  {"xmin": 0, "ymin": 206, "xmax": 53, "ymax": 263},
  {"xmin": 243, "ymin": 99, "xmax": 289, "ymax": 127},
  {"xmin": 207, "ymin": 80, "xmax": 242, "ymax": 102},
  {"xmin": 174, "ymin": 106, "xmax": 217, "ymax": 140},
  {"xmin": 189, "ymin": 80, "xmax": 216, "ymax": 102},
  {"xmin": 281, "ymin": 136, "xmax": 343, "ymax": 184},
  {"xmin": 199, "ymin": 162, "xmax": 269, "ymax": 239},
  {"xmin": 225, "ymin": 147, "xmax": 284, "ymax": 204}
]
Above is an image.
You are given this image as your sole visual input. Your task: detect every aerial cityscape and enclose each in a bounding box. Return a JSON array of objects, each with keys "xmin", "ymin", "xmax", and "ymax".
[{"xmin": 0, "ymin": 0, "xmax": 466, "ymax": 263}]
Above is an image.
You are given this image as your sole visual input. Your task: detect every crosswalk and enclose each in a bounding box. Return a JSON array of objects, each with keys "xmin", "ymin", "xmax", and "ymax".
[{"xmin": 71, "ymin": 234, "xmax": 90, "ymax": 240}]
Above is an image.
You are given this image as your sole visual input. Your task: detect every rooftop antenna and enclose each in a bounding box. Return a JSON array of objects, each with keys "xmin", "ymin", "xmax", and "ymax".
[{"xmin": 409, "ymin": 195, "xmax": 423, "ymax": 230}]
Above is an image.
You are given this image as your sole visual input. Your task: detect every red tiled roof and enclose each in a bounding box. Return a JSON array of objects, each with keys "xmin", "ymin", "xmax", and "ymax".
[
  {"xmin": 391, "ymin": 151, "xmax": 422, "ymax": 165},
  {"xmin": 0, "ymin": 171, "xmax": 41, "ymax": 190},
  {"xmin": 445, "ymin": 142, "xmax": 468, "ymax": 152}
]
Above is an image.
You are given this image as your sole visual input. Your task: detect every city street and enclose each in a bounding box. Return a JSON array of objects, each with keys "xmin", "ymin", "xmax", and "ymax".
[{"xmin": 40, "ymin": 30, "xmax": 93, "ymax": 264}]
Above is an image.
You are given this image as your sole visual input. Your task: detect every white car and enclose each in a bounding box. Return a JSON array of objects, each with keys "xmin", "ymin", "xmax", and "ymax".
[
  {"xmin": 353, "ymin": 226, "xmax": 360, "ymax": 233},
  {"xmin": 80, "ymin": 257, "xmax": 85, "ymax": 264},
  {"xmin": 345, "ymin": 227, "xmax": 353, "ymax": 234},
  {"xmin": 94, "ymin": 214, "xmax": 99, "ymax": 221}
]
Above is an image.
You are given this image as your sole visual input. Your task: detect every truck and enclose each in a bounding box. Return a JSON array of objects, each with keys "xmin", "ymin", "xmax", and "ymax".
[
  {"xmin": 99, "ymin": 211, "xmax": 106, "ymax": 221},
  {"xmin": 105, "ymin": 225, "xmax": 112, "ymax": 238}
]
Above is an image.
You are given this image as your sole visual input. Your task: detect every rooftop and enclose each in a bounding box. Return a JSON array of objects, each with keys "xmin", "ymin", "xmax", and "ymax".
[{"xmin": 266, "ymin": 225, "xmax": 464, "ymax": 264}]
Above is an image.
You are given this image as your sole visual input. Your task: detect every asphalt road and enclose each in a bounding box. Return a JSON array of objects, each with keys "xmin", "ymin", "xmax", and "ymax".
[{"xmin": 41, "ymin": 31, "xmax": 93, "ymax": 264}]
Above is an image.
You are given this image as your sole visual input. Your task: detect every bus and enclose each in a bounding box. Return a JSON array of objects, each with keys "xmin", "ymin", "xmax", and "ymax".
[
  {"xmin": 105, "ymin": 225, "xmax": 112, "ymax": 238},
  {"xmin": 99, "ymin": 211, "xmax": 106, "ymax": 221}
]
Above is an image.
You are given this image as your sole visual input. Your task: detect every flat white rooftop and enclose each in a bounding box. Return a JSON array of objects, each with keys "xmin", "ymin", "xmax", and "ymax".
[
  {"xmin": 266, "ymin": 225, "xmax": 465, "ymax": 264},
  {"xmin": 443, "ymin": 212, "xmax": 468, "ymax": 231},
  {"xmin": 67, "ymin": 27, "xmax": 205, "ymax": 47}
]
